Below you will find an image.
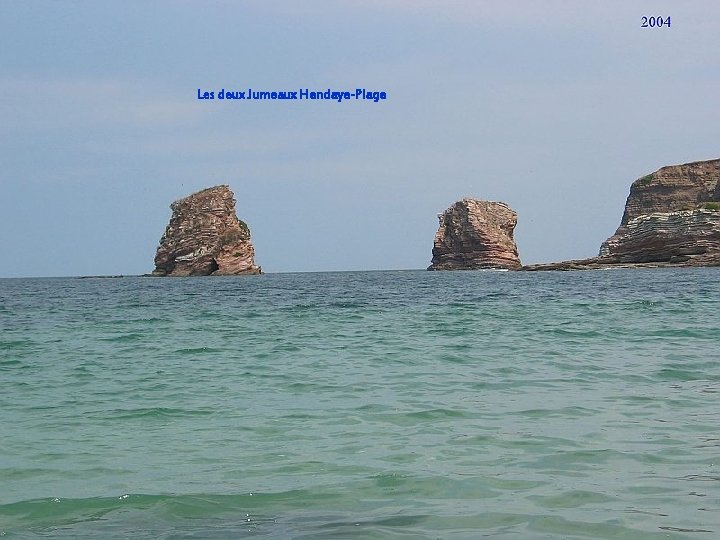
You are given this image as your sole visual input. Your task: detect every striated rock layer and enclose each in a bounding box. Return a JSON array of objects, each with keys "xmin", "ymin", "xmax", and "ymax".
[
  {"xmin": 428, "ymin": 198, "xmax": 521, "ymax": 270},
  {"xmin": 615, "ymin": 159, "xmax": 720, "ymax": 226},
  {"xmin": 152, "ymin": 185, "xmax": 261, "ymax": 276},
  {"xmin": 598, "ymin": 210, "xmax": 720, "ymax": 263},
  {"xmin": 523, "ymin": 158, "xmax": 720, "ymax": 271}
]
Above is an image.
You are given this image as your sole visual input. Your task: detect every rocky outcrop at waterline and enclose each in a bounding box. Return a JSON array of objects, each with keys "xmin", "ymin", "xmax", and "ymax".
[
  {"xmin": 523, "ymin": 159, "xmax": 720, "ymax": 271},
  {"xmin": 151, "ymin": 185, "xmax": 261, "ymax": 276},
  {"xmin": 428, "ymin": 198, "xmax": 521, "ymax": 270}
]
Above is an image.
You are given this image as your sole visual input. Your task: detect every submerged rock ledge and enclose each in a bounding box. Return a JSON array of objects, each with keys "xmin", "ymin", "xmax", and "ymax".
[{"xmin": 522, "ymin": 252, "xmax": 720, "ymax": 272}]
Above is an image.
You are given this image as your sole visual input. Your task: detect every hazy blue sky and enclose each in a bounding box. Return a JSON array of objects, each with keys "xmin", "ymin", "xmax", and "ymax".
[{"xmin": 1, "ymin": 1, "xmax": 718, "ymax": 277}]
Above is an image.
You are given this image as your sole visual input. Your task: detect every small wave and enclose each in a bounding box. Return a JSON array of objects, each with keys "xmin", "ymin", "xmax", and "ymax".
[
  {"xmin": 173, "ymin": 347, "xmax": 223, "ymax": 355},
  {"xmin": 655, "ymin": 368, "xmax": 709, "ymax": 382},
  {"xmin": 0, "ymin": 358, "xmax": 23, "ymax": 367},
  {"xmin": 547, "ymin": 327, "xmax": 603, "ymax": 338},
  {"xmin": 514, "ymin": 406, "xmax": 597, "ymax": 418},
  {"xmin": 327, "ymin": 301, "xmax": 369, "ymax": 309},
  {"xmin": 280, "ymin": 303, "xmax": 315, "ymax": 312},
  {"xmin": 660, "ymin": 526, "xmax": 714, "ymax": 533},
  {"xmin": 406, "ymin": 408, "xmax": 469, "ymax": 419},
  {"xmin": 529, "ymin": 489, "xmax": 616, "ymax": 509},
  {"xmin": 680, "ymin": 474, "xmax": 720, "ymax": 482},
  {"xmin": 106, "ymin": 407, "xmax": 215, "ymax": 420},
  {"xmin": 647, "ymin": 327, "xmax": 717, "ymax": 339},
  {"xmin": 0, "ymin": 492, "xmax": 289, "ymax": 537},
  {"xmin": 0, "ymin": 339, "xmax": 34, "ymax": 350},
  {"xmin": 100, "ymin": 333, "xmax": 146, "ymax": 343},
  {"xmin": 382, "ymin": 408, "xmax": 472, "ymax": 424}
]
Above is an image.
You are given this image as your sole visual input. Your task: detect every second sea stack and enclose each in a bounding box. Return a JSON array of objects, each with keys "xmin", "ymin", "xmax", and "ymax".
[
  {"xmin": 152, "ymin": 185, "xmax": 261, "ymax": 276},
  {"xmin": 428, "ymin": 198, "xmax": 521, "ymax": 270}
]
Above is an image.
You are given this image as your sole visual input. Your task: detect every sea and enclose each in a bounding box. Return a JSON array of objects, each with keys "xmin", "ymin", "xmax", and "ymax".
[{"xmin": 1, "ymin": 269, "xmax": 719, "ymax": 539}]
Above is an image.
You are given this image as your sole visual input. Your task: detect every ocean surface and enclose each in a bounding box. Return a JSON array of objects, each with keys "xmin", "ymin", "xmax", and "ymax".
[{"xmin": 1, "ymin": 269, "xmax": 719, "ymax": 539}]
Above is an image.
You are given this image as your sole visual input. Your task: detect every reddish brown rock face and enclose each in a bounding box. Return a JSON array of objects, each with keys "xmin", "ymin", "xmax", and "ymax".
[
  {"xmin": 523, "ymin": 158, "xmax": 720, "ymax": 271},
  {"xmin": 428, "ymin": 199, "xmax": 521, "ymax": 271},
  {"xmin": 152, "ymin": 185, "xmax": 261, "ymax": 276},
  {"xmin": 599, "ymin": 210, "xmax": 720, "ymax": 263},
  {"xmin": 600, "ymin": 158, "xmax": 720, "ymax": 263},
  {"xmin": 618, "ymin": 159, "xmax": 720, "ymax": 226}
]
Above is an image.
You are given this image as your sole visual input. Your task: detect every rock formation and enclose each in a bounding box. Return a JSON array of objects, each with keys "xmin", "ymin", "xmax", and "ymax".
[
  {"xmin": 523, "ymin": 158, "xmax": 720, "ymax": 270},
  {"xmin": 152, "ymin": 185, "xmax": 261, "ymax": 276},
  {"xmin": 428, "ymin": 198, "xmax": 521, "ymax": 270},
  {"xmin": 612, "ymin": 159, "xmax": 720, "ymax": 226},
  {"xmin": 597, "ymin": 209, "xmax": 720, "ymax": 265}
]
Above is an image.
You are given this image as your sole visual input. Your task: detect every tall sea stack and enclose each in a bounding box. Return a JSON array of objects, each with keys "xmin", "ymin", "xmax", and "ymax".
[
  {"xmin": 428, "ymin": 198, "xmax": 521, "ymax": 270},
  {"xmin": 152, "ymin": 185, "xmax": 261, "ymax": 276}
]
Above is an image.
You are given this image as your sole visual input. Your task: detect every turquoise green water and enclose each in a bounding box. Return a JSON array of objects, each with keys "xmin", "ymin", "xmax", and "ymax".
[{"xmin": 1, "ymin": 269, "xmax": 719, "ymax": 538}]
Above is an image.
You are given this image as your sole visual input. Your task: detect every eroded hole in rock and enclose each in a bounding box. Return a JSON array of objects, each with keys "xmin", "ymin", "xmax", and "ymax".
[{"xmin": 209, "ymin": 258, "xmax": 219, "ymax": 273}]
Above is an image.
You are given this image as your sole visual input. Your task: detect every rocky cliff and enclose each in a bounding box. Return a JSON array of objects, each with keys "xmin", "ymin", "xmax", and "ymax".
[
  {"xmin": 152, "ymin": 185, "xmax": 261, "ymax": 276},
  {"xmin": 599, "ymin": 159, "xmax": 720, "ymax": 261},
  {"xmin": 597, "ymin": 209, "xmax": 720, "ymax": 265},
  {"xmin": 524, "ymin": 158, "xmax": 720, "ymax": 270},
  {"xmin": 428, "ymin": 198, "xmax": 521, "ymax": 270},
  {"xmin": 615, "ymin": 159, "xmax": 720, "ymax": 226}
]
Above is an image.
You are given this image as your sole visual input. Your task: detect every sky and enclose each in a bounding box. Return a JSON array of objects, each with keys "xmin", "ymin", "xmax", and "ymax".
[{"xmin": 1, "ymin": 0, "xmax": 718, "ymax": 277}]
